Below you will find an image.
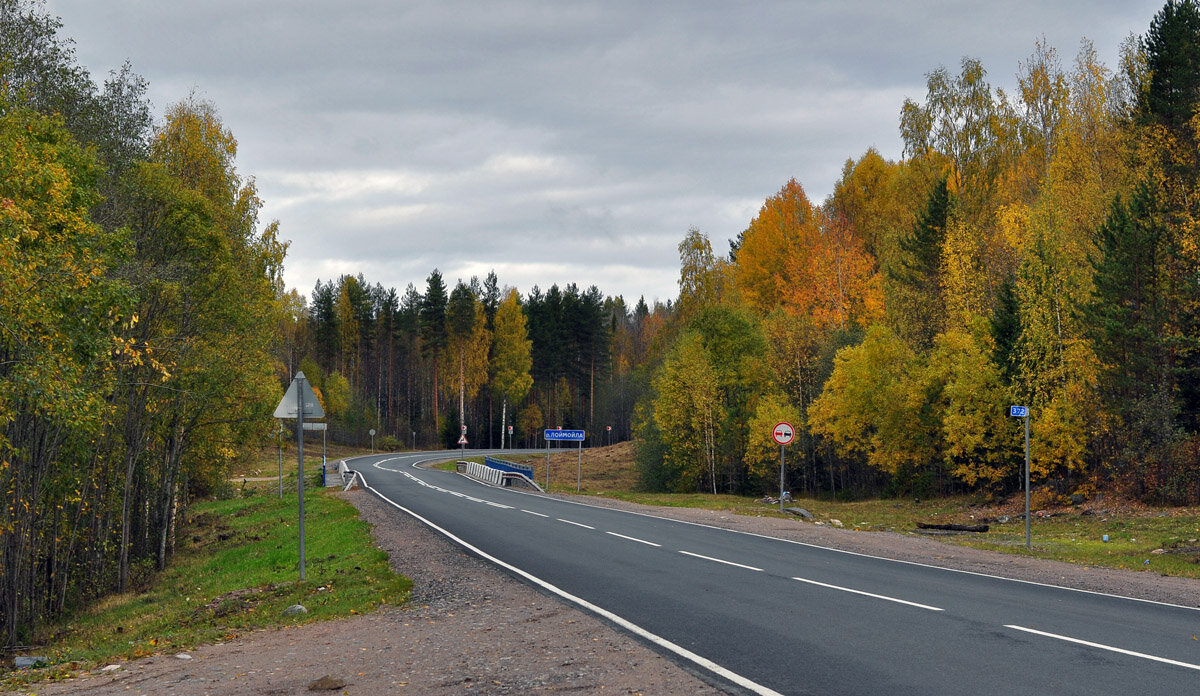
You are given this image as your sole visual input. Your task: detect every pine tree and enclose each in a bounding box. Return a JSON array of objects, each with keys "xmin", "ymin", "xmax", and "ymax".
[{"xmin": 420, "ymin": 270, "xmax": 448, "ymax": 432}]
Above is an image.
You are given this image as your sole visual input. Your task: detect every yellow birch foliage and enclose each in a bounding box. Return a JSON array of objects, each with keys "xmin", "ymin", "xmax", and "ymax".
[
  {"xmin": 808, "ymin": 325, "xmax": 931, "ymax": 473},
  {"xmin": 492, "ymin": 288, "xmax": 533, "ymax": 405},
  {"xmin": 928, "ymin": 329, "xmax": 1017, "ymax": 488},
  {"xmin": 652, "ymin": 333, "xmax": 721, "ymax": 492},
  {"xmin": 0, "ymin": 103, "xmax": 116, "ymax": 439},
  {"xmin": 744, "ymin": 392, "xmax": 802, "ymax": 482},
  {"xmin": 441, "ymin": 301, "xmax": 491, "ymax": 405}
]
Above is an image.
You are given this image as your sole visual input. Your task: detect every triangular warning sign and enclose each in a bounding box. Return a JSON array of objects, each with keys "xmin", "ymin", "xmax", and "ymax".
[
  {"xmin": 457, "ymin": 434, "xmax": 468, "ymax": 445},
  {"xmin": 274, "ymin": 372, "xmax": 325, "ymax": 419}
]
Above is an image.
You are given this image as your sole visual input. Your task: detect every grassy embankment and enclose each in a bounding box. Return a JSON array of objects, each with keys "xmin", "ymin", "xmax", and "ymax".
[
  {"xmin": 485, "ymin": 443, "xmax": 1200, "ymax": 580},
  {"xmin": 2, "ymin": 444, "xmax": 409, "ymax": 688}
]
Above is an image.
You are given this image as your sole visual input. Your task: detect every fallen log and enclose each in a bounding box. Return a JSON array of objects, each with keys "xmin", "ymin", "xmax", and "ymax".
[{"xmin": 915, "ymin": 522, "xmax": 989, "ymax": 533}]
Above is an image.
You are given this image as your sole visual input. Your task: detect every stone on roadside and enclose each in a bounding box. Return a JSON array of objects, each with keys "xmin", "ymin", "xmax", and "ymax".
[
  {"xmin": 829, "ymin": 519, "xmax": 844, "ymax": 528},
  {"xmin": 308, "ymin": 675, "xmax": 348, "ymax": 690},
  {"xmin": 283, "ymin": 604, "xmax": 308, "ymax": 616},
  {"xmin": 14, "ymin": 657, "xmax": 48, "ymax": 669},
  {"xmin": 783, "ymin": 507, "xmax": 813, "ymax": 519}
]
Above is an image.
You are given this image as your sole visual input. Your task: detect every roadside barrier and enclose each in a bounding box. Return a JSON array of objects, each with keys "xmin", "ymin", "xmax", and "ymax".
[
  {"xmin": 484, "ymin": 456, "xmax": 535, "ymax": 480},
  {"xmin": 459, "ymin": 460, "xmax": 504, "ymax": 486},
  {"xmin": 457, "ymin": 458, "xmax": 544, "ymax": 492}
]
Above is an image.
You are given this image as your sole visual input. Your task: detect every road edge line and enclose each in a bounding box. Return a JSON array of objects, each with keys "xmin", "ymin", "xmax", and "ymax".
[
  {"xmin": 355, "ymin": 470, "xmax": 787, "ymax": 696},
  {"xmin": 1004, "ymin": 624, "xmax": 1200, "ymax": 671}
]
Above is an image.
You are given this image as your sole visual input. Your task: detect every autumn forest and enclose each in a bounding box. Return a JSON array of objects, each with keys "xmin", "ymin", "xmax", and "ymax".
[{"xmin": 5, "ymin": 0, "xmax": 1200, "ymax": 649}]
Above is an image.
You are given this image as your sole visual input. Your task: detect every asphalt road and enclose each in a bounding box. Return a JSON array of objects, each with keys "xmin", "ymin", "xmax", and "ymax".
[{"xmin": 347, "ymin": 450, "xmax": 1200, "ymax": 696}]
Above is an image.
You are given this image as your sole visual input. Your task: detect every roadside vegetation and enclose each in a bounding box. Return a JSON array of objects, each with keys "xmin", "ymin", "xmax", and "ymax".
[{"xmin": 1, "ymin": 456, "xmax": 409, "ymax": 688}]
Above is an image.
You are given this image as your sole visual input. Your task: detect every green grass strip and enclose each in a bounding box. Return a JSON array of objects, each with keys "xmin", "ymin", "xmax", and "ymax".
[{"xmin": 3, "ymin": 488, "xmax": 410, "ymax": 687}]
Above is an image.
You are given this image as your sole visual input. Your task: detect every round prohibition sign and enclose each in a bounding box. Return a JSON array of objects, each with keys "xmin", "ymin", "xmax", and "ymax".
[{"xmin": 772, "ymin": 421, "xmax": 795, "ymax": 445}]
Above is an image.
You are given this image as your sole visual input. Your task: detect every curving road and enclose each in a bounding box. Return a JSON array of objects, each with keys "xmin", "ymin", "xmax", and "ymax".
[{"xmin": 347, "ymin": 450, "xmax": 1200, "ymax": 696}]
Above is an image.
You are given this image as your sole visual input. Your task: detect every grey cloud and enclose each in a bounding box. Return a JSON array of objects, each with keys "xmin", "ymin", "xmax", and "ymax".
[{"xmin": 47, "ymin": 0, "xmax": 1165, "ymax": 304}]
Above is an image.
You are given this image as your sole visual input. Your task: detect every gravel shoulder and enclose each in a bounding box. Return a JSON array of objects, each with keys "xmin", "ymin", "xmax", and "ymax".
[{"xmin": 15, "ymin": 484, "xmax": 1200, "ymax": 696}]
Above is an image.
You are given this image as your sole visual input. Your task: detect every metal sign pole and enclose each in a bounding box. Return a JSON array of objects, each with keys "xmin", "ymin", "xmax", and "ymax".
[
  {"xmin": 277, "ymin": 425, "xmax": 283, "ymax": 499},
  {"xmin": 577, "ymin": 440, "xmax": 582, "ymax": 492},
  {"xmin": 1025, "ymin": 412, "xmax": 1031, "ymax": 550},
  {"xmin": 771, "ymin": 422, "xmax": 794, "ymax": 512},
  {"xmin": 297, "ymin": 375, "xmax": 306, "ymax": 582},
  {"xmin": 546, "ymin": 437, "xmax": 551, "ymax": 489},
  {"xmin": 1009, "ymin": 405, "xmax": 1032, "ymax": 550},
  {"xmin": 780, "ymin": 445, "xmax": 786, "ymax": 513}
]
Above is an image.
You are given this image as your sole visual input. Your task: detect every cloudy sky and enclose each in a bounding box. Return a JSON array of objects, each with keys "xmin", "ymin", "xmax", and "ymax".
[{"xmin": 46, "ymin": 0, "xmax": 1163, "ymax": 305}]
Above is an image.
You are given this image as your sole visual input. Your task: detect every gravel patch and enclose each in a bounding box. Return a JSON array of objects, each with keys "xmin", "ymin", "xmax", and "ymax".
[{"xmin": 17, "ymin": 486, "xmax": 1200, "ymax": 696}]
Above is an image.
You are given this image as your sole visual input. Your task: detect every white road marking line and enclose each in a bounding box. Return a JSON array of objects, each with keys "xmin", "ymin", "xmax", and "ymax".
[
  {"xmin": 606, "ymin": 531, "xmax": 661, "ymax": 547},
  {"xmin": 679, "ymin": 551, "xmax": 763, "ymax": 572},
  {"xmin": 558, "ymin": 518, "xmax": 595, "ymax": 529},
  {"xmin": 466, "ymin": 471, "xmax": 1200, "ymax": 614},
  {"xmin": 792, "ymin": 576, "xmax": 943, "ymax": 611},
  {"xmin": 1005, "ymin": 625, "xmax": 1200, "ymax": 671},
  {"xmin": 358, "ymin": 472, "xmax": 786, "ymax": 696},
  {"xmin": 523, "ymin": 510, "xmax": 550, "ymax": 517},
  {"xmin": 402, "ymin": 471, "xmax": 511, "ymax": 508}
]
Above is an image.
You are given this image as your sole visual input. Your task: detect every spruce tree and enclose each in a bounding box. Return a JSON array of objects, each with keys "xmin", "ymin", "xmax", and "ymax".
[
  {"xmin": 889, "ymin": 176, "xmax": 951, "ymax": 348},
  {"xmin": 1085, "ymin": 186, "xmax": 1167, "ymax": 423}
]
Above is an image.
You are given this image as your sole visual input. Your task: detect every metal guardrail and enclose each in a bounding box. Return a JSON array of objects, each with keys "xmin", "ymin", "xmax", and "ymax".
[
  {"xmin": 458, "ymin": 459, "xmax": 544, "ymax": 492},
  {"xmin": 484, "ymin": 456, "xmax": 535, "ymax": 480}
]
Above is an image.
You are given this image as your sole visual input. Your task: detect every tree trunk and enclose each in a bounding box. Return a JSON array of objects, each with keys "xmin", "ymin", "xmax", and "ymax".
[
  {"xmin": 157, "ymin": 418, "xmax": 185, "ymax": 571},
  {"xmin": 118, "ymin": 448, "xmax": 137, "ymax": 593}
]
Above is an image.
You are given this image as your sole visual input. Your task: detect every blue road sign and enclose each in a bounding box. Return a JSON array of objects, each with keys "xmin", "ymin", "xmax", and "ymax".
[
  {"xmin": 1009, "ymin": 405, "xmax": 1028, "ymax": 418},
  {"xmin": 544, "ymin": 429, "xmax": 586, "ymax": 442}
]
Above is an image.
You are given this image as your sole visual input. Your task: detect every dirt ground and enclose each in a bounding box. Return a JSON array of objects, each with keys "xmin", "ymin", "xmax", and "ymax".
[{"xmin": 12, "ymin": 486, "xmax": 1200, "ymax": 696}]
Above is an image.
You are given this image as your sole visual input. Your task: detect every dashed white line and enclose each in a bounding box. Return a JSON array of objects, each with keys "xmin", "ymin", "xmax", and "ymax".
[
  {"xmin": 558, "ymin": 518, "xmax": 596, "ymax": 530},
  {"xmin": 792, "ymin": 576, "xmax": 943, "ymax": 611},
  {"xmin": 679, "ymin": 550, "xmax": 763, "ymax": 572},
  {"xmin": 1005, "ymin": 625, "xmax": 1200, "ymax": 671},
  {"xmin": 523, "ymin": 510, "xmax": 550, "ymax": 518},
  {"xmin": 606, "ymin": 531, "xmax": 661, "ymax": 547},
  {"xmin": 360, "ymin": 474, "xmax": 786, "ymax": 696}
]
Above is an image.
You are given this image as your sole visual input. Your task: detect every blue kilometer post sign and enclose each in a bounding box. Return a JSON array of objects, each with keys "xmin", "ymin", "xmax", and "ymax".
[{"xmin": 1010, "ymin": 405, "xmax": 1028, "ymax": 418}]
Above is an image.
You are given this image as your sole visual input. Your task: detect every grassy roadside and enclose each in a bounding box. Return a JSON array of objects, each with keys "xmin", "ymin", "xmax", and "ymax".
[
  {"xmin": 2, "ymin": 482, "xmax": 410, "ymax": 689},
  {"xmin": 487, "ymin": 445, "xmax": 1200, "ymax": 580}
]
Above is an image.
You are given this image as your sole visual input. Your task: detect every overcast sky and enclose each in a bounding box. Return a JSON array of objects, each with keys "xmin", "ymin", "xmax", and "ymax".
[{"xmin": 46, "ymin": 0, "xmax": 1163, "ymax": 306}]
